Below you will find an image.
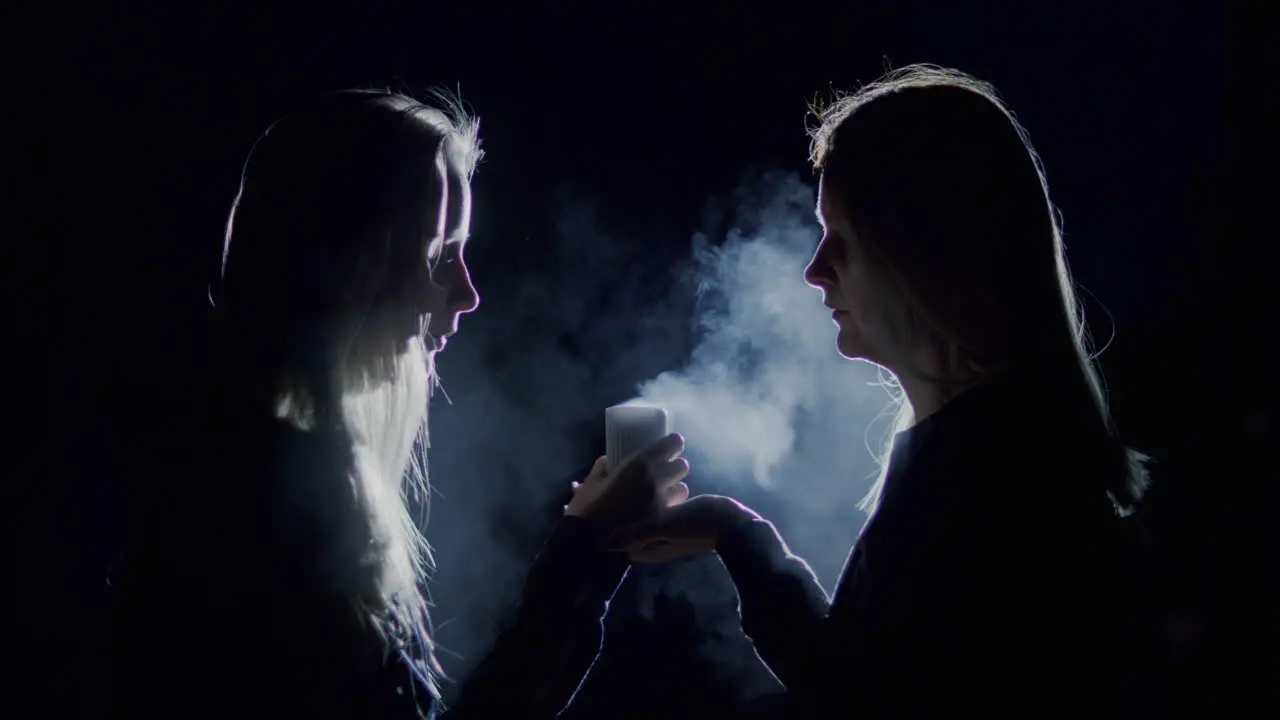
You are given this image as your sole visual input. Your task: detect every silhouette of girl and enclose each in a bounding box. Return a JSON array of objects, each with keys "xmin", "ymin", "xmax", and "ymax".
[
  {"xmin": 614, "ymin": 65, "xmax": 1155, "ymax": 717},
  {"xmin": 106, "ymin": 89, "xmax": 688, "ymax": 719}
]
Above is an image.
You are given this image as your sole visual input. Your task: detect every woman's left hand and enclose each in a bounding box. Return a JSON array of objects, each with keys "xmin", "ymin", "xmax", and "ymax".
[{"xmin": 564, "ymin": 433, "xmax": 691, "ymax": 529}]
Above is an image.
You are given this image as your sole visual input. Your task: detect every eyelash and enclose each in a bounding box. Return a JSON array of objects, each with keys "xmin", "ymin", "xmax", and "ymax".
[{"xmin": 431, "ymin": 244, "xmax": 461, "ymax": 267}]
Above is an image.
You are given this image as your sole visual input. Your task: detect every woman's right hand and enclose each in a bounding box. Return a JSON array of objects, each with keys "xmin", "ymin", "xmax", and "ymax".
[
  {"xmin": 564, "ymin": 432, "xmax": 691, "ymax": 529},
  {"xmin": 609, "ymin": 494, "xmax": 760, "ymax": 564}
]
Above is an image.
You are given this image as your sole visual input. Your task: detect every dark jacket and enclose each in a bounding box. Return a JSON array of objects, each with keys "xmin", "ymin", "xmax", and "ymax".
[
  {"xmin": 444, "ymin": 517, "xmax": 630, "ymax": 718},
  {"xmin": 715, "ymin": 366, "xmax": 1156, "ymax": 717},
  {"xmin": 105, "ymin": 417, "xmax": 629, "ymax": 720}
]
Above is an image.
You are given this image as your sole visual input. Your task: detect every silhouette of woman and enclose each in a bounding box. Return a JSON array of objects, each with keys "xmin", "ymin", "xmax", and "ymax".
[
  {"xmin": 105, "ymin": 89, "xmax": 689, "ymax": 719},
  {"xmin": 613, "ymin": 66, "xmax": 1155, "ymax": 717}
]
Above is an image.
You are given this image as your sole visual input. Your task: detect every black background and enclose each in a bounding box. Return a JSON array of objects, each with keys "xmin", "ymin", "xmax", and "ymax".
[{"xmin": 20, "ymin": 1, "xmax": 1267, "ymax": 715}]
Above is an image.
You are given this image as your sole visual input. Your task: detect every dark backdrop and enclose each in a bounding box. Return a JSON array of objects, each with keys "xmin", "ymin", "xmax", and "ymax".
[{"xmin": 22, "ymin": 1, "xmax": 1266, "ymax": 716}]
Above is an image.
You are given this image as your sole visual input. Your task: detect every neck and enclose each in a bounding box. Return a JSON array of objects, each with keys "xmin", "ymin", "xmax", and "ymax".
[
  {"xmin": 898, "ymin": 374, "xmax": 964, "ymax": 424},
  {"xmin": 891, "ymin": 348, "xmax": 993, "ymax": 425}
]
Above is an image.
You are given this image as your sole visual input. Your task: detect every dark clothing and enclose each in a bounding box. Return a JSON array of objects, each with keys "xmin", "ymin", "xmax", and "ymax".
[
  {"xmin": 716, "ymin": 367, "xmax": 1156, "ymax": 717},
  {"xmin": 445, "ymin": 517, "xmax": 630, "ymax": 719},
  {"xmin": 106, "ymin": 417, "xmax": 629, "ymax": 719},
  {"xmin": 109, "ymin": 516, "xmax": 626, "ymax": 720},
  {"xmin": 559, "ymin": 557, "xmax": 787, "ymax": 719}
]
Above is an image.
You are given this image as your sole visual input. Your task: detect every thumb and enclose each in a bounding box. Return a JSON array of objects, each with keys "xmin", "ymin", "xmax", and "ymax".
[{"xmin": 585, "ymin": 456, "xmax": 609, "ymax": 483}]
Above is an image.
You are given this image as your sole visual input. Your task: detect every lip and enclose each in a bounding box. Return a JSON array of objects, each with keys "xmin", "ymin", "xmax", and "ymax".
[{"xmin": 831, "ymin": 309, "xmax": 849, "ymax": 317}]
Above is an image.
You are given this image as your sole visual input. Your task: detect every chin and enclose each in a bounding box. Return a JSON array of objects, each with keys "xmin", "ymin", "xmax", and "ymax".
[
  {"xmin": 836, "ymin": 345, "xmax": 866, "ymax": 361},
  {"xmin": 835, "ymin": 332, "xmax": 861, "ymax": 360},
  {"xmin": 835, "ymin": 331, "xmax": 876, "ymax": 363}
]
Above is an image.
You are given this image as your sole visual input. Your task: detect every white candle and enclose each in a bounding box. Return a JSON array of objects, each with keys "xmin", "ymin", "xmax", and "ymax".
[{"xmin": 605, "ymin": 404, "xmax": 670, "ymax": 472}]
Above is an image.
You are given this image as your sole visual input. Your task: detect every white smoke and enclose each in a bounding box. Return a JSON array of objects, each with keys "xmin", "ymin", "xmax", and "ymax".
[
  {"xmin": 429, "ymin": 171, "xmax": 900, "ymax": 695},
  {"xmin": 634, "ymin": 170, "xmax": 892, "ymax": 585}
]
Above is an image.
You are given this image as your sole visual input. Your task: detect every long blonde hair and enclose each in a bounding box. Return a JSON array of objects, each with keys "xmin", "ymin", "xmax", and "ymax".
[
  {"xmin": 217, "ymin": 89, "xmax": 482, "ymax": 693},
  {"xmin": 809, "ymin": 65, "xmax": 1148, "ymax": 514}
]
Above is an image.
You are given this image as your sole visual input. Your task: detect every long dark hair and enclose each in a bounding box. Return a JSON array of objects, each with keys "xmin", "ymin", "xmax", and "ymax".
[{"xmin": 809, "ymin": 65, "xmax": 1148, "ymax": 513}]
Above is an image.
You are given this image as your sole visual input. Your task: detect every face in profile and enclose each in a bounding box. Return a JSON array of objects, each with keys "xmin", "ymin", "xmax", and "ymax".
[
  {"xmin": 416, "ymin": 143, "xmax": 480, "ymax": 353},
  {"xmin": 804, "ymin": 173, "xmax": 894, "ymax": 365}
]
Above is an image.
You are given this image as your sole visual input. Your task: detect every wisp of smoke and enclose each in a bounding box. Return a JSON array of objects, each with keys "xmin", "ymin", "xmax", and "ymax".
[
  {"xmin": 430, "ymin": 170, "xmax": 897, "ymax": 702},
  {"xmin": 634, "ymin": 170, "xmax": 890, "ymax": 585}
]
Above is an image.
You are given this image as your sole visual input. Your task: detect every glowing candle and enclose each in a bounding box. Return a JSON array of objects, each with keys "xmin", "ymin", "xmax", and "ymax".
[{"xmin": 605, "ymin": 404, "xmax": 669, "ymax": 472}]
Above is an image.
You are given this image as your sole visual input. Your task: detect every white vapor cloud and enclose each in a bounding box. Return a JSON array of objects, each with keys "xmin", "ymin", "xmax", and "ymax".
[{"xmin": 634, "ymin": 170, "xmax": 892, "ymax": 585}]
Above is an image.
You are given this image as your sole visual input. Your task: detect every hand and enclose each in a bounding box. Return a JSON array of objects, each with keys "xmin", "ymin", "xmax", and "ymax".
[
  {"xmin": 608, "ymin": 494, "xmax": 760, "ymax": 564},
  {"xmin": 564, "ymin": 433, "xmax": 691, "ymax": 529}
]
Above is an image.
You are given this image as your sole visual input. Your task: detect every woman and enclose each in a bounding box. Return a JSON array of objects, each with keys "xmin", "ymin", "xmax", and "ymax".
[
  {"xmin": 106, "ymin": 89, "xmax": 688, "ymax": 719},
  {"xmin": 614, "ymin": 66, "xmax": 1155, "ymax": 716}
]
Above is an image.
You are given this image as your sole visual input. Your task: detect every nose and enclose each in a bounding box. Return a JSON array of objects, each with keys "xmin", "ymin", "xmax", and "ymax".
[
  {"xmin": 804, "ymin": 237, "xmax": 835, "ymax": 290},
  {"xmin": 449, "ymin": 261, "xmax": 480, "ymax": 314}
]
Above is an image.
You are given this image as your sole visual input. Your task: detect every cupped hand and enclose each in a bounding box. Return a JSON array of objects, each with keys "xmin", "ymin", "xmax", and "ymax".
[
  {"xmin": 608, "ymin": 494, "xmax": 760, "ymax": 564},
  {"xmin": 564, "ymin": 432, "xmax": 691, "ymax": 529}
]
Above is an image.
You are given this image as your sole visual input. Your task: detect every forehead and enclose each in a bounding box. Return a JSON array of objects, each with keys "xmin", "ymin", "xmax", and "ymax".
[
  {"xmin": 815, "ymin": 173, "xmax": 834, "ymax": 224},
  {"xmin": 440, "ymin": 154, "xmax": 472, "ymax": 242},
  {"xmin": 815, "ymin": 174, "xmax": 864, "ymax": 252}
]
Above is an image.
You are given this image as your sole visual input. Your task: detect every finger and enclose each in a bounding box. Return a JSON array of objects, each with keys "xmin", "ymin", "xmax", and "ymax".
[
  {"xmin": 584, "ymin": 456, "xmax": 609, "ymax": 483},
  {"xmin": 608, "ymin": 520, "xmax": 657, "ymax": 551},
  {"xmin": 630, "ymin": 540, "xmax": 693, "ymax": 565},
  {"xmin": 651, "ymin": 457, "xmax": 690, "ymax": 491},
  {"xmin": 638, "ymin": 456, "xmax": 689, "ymax": 498},
  {"xmin": 628, "ymin": 539, "xmax": 673, "ymax": 564},
  {"xmin": 663, "ymin": 481, "xmax": 690, "ymax": 507},
  {"xmin": 641, "ymin": 433, "xmax": 686, "ymax": 463}
]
